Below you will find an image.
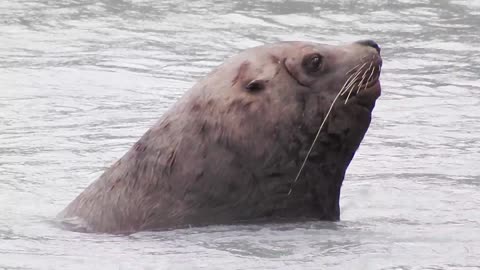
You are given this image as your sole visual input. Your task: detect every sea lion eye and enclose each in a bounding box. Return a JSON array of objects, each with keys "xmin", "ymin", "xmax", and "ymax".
[{"xmin": 303, "ymin": 53, "xmax": 323, "ymax": 73}]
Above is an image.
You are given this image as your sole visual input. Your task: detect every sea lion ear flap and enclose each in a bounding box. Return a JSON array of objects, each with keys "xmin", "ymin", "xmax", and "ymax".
[{"xmin": 245, "ymin": 79, "xmax": 266, "ymax": 92}]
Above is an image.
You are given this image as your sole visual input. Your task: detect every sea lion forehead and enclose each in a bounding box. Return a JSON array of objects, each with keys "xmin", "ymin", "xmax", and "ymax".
[
  {"xmin": 226, "ymin": 41, "xmax": 333, "ymax": 65},
  {"xmin": 226, "ymin": 42, "xmax": 327, "ymax": 88},
  {"xmin": 249, "ymin": 42, "xmax": 345, "ymax": 65},
  {"xmin": 207, "ymin": 41, "xmax": 350, "ymax": 92},
  {"xmin": 248, "ymin": 41, "xmax": 316, "ymax": 56}
]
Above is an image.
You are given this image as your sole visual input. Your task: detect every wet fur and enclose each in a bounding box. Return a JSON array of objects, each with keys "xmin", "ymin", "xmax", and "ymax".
[{"xmin": 59, "ymin": 41, "xmax": 381, "ymax": 234}]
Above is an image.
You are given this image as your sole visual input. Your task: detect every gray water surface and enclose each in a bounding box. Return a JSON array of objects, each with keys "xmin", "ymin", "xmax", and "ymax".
[{"xmin": 1, "ymin": 0, "xmax": 480, "ymax": 269}]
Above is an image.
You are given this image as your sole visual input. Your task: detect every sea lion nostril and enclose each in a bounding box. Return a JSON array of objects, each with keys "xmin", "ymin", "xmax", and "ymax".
[{"xmin": 356, "ymin": 39, "xmax": 381, "ymax": 54}]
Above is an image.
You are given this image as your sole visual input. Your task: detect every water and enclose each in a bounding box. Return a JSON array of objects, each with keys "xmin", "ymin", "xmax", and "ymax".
[{"xmin": 1, "ymin": 0, "xmax": 479, "ymax": 269}]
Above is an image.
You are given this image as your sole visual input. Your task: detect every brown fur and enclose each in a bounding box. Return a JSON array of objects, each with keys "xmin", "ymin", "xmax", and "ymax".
[{"xmin": 58, "ymin": 41, "xmax": 382, "ymax": 234}]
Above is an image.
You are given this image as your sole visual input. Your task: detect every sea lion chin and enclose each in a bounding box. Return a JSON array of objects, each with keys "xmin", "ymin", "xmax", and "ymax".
[{"xmin": 58, "ymin": 39, "xmax": 383, "ymax": 234}]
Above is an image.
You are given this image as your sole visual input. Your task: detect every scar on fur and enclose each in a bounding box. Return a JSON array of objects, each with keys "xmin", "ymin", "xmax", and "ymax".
[
  {"xmin": 232, "ymin": 61, "xmax": 250, "ymax": 86},
  {"xmin": 269, "ymin": 54, "xmax": 281, "ymax": 64}
]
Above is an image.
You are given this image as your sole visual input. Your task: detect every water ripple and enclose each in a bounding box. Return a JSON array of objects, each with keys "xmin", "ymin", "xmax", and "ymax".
[{"xmin": 1, "ymin": 0, "xmax": 479, "ymax": 269}]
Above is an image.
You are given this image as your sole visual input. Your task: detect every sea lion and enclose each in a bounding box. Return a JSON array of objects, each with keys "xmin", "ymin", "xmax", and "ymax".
[{"xmin": 58, "ymin": 40, "xmax": 383, "ymax": 234}]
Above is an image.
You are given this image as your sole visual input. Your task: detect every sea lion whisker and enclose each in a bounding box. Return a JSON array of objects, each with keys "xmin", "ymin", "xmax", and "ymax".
[
  {"xmin": 346, "ymin": 62, "xmax": 367, "ymax": 88},
  {"xmin": 355, "ymin": 62, "xmax": 372, "ymax": 95},
  {"xmin": 344, "ymin": 83, "xmax": 356, "ymax": 104},
  {"xmin": 342, "ymin": 77, "xmax": 358, "ymax": 102},
  {"xmin": 340, "ymin": 74, "xmax": 356, "ymax": 96},
  {"xmin": 292, "ymin": 69, "xmax": 364, "ymax": 193},
  {"xmin": 345, "ymin": 61, "xmax": 373, "ymax": 103},
  {"xmin": 339, "ymin": 71, "xmax": 358, "ymax": 97},
  {"xmin": 363, "ymin": 66, "xmax": 377, "ymax": 92},
  {"xmin": 345, "ymin": 62, "xmax": 362, "ymax": 75},
  {"xmin": 341, "ymin": 65, "xmax": 365, "ymax": 99},
  {"xmin": 288, "ymin": 86, "xmax": 345, "ymax": 196},
  {"xmin": 341, "ymin": 65, "xmax": 365, "ymax": 96}
]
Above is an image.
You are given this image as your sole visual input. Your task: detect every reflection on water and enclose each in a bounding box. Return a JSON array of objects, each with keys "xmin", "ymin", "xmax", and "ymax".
[{"xmin": 1, "ymin": 0, "xmax": 479, "ymax": 269}]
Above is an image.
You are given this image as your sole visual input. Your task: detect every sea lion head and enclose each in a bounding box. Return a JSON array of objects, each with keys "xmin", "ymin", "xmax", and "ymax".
[
  {"xmin": 199, "ymin": 39, "xmax": 382, "ymax": 134},
  {"xmin": 183, "ymin": 40, "xmax": 382, "ymax": 221}
]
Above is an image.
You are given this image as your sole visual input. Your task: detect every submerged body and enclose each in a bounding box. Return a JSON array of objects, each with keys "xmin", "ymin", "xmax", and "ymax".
[{"xmin": 59, "ymin": 40, "xmax": 383, "ymax": 234}]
